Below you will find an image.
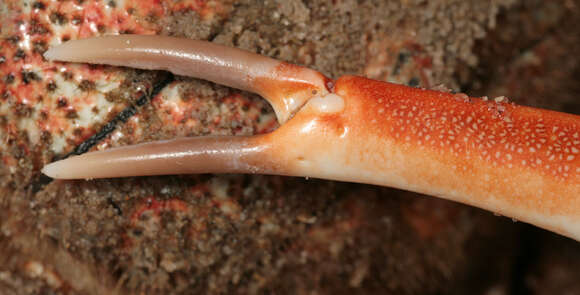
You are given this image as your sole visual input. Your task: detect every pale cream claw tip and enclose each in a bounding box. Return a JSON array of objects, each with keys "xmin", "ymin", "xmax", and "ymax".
[
  {"xmin": 41, "ymin": 163, "xmax": 55, "ymax": 178},
  {"xmin": 43, "ymin": 48, "xmax": 55, "ymax": 61},
  {"xmin": 42, "ymin": 160, "xmax": 63, "ymax": 179},
  {"xmin": 43, "ymin": 45, "xmax": 66, "ymax": 61}
]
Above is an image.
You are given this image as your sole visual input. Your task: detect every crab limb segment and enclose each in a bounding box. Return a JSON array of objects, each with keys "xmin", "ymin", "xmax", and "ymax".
[
  {"xmin": 42, "ymin": 37, "xmax": 580, "ymax": 241},
  {"xmin": 44, "ymin": 35, "xmax": 331, "ymax": 123},
  {"xmin": 42, "ymin": 136, "xmax": 276, "ymax": 179},
  {"xmin": 270, "ymin": 76, "xmax": 580, "ymax": 240}
]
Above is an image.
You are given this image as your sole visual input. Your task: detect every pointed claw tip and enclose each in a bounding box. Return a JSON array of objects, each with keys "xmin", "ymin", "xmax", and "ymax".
[
  {"xmin": 43, "ymin": 41, "xmax": 73, "ymax": 62},
  {"xmin": 41, "ymin": 162, "xmax": 56, "ymax": 178},
  {"xmin": 43, "ymin": 47, "xmax": 58, "ymax": 61},
  {"xmin": 42, "ymin": 160, "xmax": 66, "ymax": 179}
]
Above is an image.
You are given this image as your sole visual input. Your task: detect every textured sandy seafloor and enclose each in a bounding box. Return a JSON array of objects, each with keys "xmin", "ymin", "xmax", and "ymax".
[{"xmin": 0, "ymin": 0, "xmax": 579, "ymax": 294}]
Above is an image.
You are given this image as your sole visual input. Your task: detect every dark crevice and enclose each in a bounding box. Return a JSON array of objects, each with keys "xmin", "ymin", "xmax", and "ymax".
[
  {"xmin": 108, "ymin": 197, "xmax": 123, "ymax": 216},
  {"xmin": 28, "ymin": 173, "xmax": 53, "ymax": 195},
  {"xmin": 459, "ymin": 0, "xmax": 573, "ymax": 96},
  {"xmin": 509, "ymin": 225, "xmax": 538, "ymax": 295},
  {"xmin": 460, "ymin": 26, "xmax": 560, "ymax": 96}
]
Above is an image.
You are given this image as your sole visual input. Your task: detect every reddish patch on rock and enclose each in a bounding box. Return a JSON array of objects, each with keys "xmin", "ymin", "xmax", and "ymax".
[
  {"xmin": 130, "ymin": 196, "xmax": 189, "ymax": 226},
  {"xmin": 402, "ymin": 197, "xmax": 461, "ymax": 239}
]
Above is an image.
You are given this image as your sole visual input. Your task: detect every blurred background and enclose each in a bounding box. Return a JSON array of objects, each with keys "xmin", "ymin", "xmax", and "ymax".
[{"xmin": 1, "ymin": 0, "xmax": 579, "ymax": 294}]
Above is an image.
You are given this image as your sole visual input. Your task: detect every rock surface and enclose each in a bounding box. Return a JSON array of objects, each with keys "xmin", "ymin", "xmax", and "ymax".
[{"xmin": 1, "ymin": 0, "xmax": 579, "ymax": 294}]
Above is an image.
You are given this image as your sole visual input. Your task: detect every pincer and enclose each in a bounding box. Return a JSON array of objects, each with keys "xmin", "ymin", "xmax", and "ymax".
[{"xmin": 43, "ymin": 35, "xmax": 580, "ymax": 241}]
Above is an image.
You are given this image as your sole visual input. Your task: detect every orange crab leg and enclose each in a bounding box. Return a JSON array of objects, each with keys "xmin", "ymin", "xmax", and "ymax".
[{"xmin": 42, "ymin": 35, "xmax": 580, "ymax": 241}]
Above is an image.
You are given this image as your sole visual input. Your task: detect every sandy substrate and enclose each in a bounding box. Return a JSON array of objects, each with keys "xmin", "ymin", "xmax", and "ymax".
[{"xmin": 1, "ymin": 0, "xmax": 579, "ymax": 294}]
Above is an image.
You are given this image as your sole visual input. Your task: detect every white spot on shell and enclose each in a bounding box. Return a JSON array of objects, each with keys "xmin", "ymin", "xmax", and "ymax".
[
  {"xmin": 494, "ymin": 96, "xmax": 506, "ymax": 103},
  {"xmin": 307, "ymin": 93, "xmax": 345, "ymax": 114}
]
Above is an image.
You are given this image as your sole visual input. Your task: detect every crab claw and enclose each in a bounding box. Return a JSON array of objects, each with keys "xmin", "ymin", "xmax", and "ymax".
[
  {"xmin": 42, "ymin": 91, "xmax": 346, "ymax": 179},
  {"xmin": 44, "ymin": 34, "xmax": 331, "ymax": 123},
  {"xmin": 42, "ymin": 136, "xmax": 274, "ymax": 179},
  {"xmin": 43, "ymin": 35, "xmax": 580, "ymax": 242}
]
